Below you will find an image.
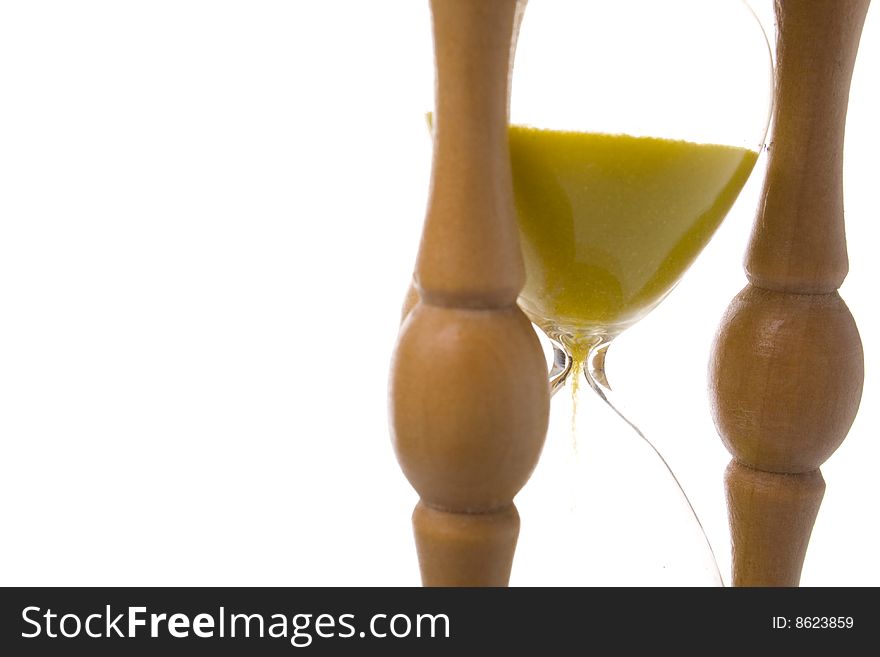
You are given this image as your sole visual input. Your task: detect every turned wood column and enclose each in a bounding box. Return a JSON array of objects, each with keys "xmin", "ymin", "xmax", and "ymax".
[
  {"xmin": 389, "ymin": 0, "xmax": 549, "ymax": 586},
  {"xmin": 709, "ymin": 0, "xmax": 869, "ymax": 586}
]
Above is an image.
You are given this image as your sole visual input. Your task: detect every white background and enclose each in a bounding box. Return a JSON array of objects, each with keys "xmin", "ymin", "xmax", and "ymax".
[{"xmin": 0, "ymin": 1, "xmax": 876, "ymax": 586}]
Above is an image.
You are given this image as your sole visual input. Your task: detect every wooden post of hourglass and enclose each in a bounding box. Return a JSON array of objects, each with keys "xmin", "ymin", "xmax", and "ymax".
[
  {"xmin": 709, "ymin": 0, "xmax": 869, "ymax": 587},
  {"xmin": 389, "ymin": 0, "xmax": 549, "ymax": 586}
]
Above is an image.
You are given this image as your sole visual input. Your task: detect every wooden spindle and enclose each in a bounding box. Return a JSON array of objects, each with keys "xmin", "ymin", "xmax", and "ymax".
[
  {"xmin": 389, "ymin": 0, "xmax": 549, "ymax": 586},
  {"xmin": 709, "ymin": 0, "xmax": 869, "ymax": 587}
]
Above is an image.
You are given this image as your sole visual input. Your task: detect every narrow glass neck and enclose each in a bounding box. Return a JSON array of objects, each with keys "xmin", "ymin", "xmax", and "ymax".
[{"xmin": 550, "ymin": 337, "xmax": 612, "ymax": 397}]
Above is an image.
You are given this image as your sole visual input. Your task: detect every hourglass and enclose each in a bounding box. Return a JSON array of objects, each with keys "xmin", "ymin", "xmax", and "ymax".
[
  {"xmin": 390, "ymin": 0, "xmax": 868, "ymax": 586},
  {"xmin": 506, "ymin": 0, "xmax": 771, "ymax": 586}
]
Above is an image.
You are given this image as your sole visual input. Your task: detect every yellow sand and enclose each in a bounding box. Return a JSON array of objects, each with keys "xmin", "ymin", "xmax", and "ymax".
[{"xmin": 509, "ymin": 126, "xmax": 758, "ymax": 353}]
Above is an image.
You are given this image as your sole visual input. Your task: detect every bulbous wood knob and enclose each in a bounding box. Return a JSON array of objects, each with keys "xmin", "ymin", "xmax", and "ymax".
[
  {"xmin": 391, "ymin": 304, "xmax": 549, "ymax": 512},
  {"xmin": 710, "ymin": 287, "xmax": 863, "ymax": 474}
]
